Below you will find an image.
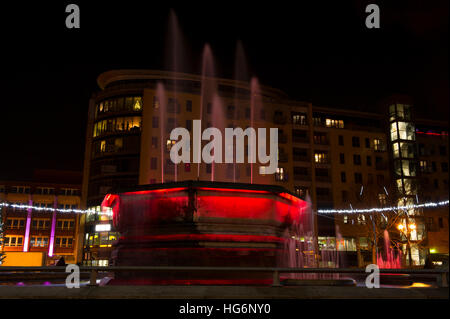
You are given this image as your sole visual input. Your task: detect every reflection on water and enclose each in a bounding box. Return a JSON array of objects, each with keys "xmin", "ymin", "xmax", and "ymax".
[{"xmin": 0, "ymin": 280, "xmax": 91, "ymax": 287}]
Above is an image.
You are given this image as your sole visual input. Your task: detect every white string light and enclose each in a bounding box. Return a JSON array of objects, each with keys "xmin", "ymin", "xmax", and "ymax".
[
  {"xmin": 318, "ymin": 200, "xmax": 449, "ymax": 214},
  {"xmin": 0, "ymin": 202, "xmax": 92, "ymax": 214},
  {"xmin": 2, "ymin": 199, "xmax": 448, "ymax": 216}
]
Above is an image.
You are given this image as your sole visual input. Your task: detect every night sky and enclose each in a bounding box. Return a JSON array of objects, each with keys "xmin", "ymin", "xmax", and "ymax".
[{"xmin": 0, "ymin": 1, "xmax": 448, "ymax": 180}]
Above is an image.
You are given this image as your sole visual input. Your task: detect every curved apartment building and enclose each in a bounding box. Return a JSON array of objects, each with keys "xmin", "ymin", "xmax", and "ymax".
[{"xmin": 81, "ymin": 70, "xmax": 448, "ymax": 266}]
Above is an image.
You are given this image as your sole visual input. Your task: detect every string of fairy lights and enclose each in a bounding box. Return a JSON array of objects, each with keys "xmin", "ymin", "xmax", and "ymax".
[
  {"xmin": 317, "ymin": 200, "xmax": 449, "ymax": 215},
  {"xmin": 0, "ymin": 202, "xmax": 93, "ymax": 214},
  {"xmin": 1, "ymin": 199, "xmax": 448, "ymax": 215}
]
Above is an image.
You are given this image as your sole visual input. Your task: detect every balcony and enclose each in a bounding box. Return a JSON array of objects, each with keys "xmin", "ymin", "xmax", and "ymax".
[
  {"xmin": 278, "ymin": 153, "xmax": 289, "ymax": 163},
  {"xmin": 275, "ymin": 173, "xmax": 288, "ymax": 182},
  {"xmin": 293, "ymin": 174, "xmax": 311, "ymax": 181},
  {"xmin": 313, "ymin": 137, "xmax": 329, "ymax": 145},
  {"xmin": 278, "ymin": 134, "xmax": 288, "ymax": 144},
  {"xmin": 316, "ymin": 195, "xmax": 333, "ymax": 203},
  {"xmin": 315, "ymin": 175, "xmax": 331, "ymax": 182},
  {"xmin": 273, "ymin": 114, "xmax": 287, "ymax": 125},
  {"xmin": 292, "ymin": 136, "xmax": 309, "ymax": 144},
  {"xmin": 374, "ymin": 144, "xmax": 387, "ymax": 152},
  {"xmin": 293, "ymin": 154, "xmax": 309, "ymax": 162},
  {"xmin": 375, "ymin": 162, "xmax": 388, "ymax": 170}
]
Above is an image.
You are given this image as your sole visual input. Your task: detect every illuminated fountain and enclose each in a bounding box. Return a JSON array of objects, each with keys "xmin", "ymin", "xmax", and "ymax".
[
  {"xmin": 102, "ymin": 181, "xmax": 308, "ymax": 285},
  {"xmin": 99, "ymin": 11, "xmax": 346, "ymax": 286},
  {"xmin": 377, "ymin": 230, "xmax": 402, "ymax": 269}
]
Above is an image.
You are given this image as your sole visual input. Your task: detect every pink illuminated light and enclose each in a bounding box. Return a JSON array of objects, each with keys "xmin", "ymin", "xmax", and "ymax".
[
  {"xmin": 22, "ymin": 200, "xmax": 32, "ymax": 252},
  {"xmin": 48, "ymin": 204, "xmax": 57, "ymax": 257}
]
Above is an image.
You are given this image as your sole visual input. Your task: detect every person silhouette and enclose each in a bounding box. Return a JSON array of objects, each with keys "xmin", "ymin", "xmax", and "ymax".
[{"xmin": 56, "ymin": 256, "xmax": 66, "ymax": 266}]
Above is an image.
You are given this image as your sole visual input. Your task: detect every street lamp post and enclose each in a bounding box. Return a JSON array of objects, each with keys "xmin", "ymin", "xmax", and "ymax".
[{"xmin": 397, "ymin": 220, "xmax": 415, "ymax": 267}]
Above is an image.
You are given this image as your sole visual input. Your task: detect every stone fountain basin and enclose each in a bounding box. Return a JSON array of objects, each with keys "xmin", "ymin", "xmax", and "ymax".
[
  {"xmin": 102, "ymin": 181, "xmax": 307, "ymax": 235},
  {"xmin": 101, "ymin": 181, "xmax": 308, "ymax": 283}
]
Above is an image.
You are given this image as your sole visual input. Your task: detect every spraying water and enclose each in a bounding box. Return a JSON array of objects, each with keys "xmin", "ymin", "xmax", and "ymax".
[
  {"xmin": 156, "ymin": 83, "xmax": 167, "ymax": 183},
  {"xmin": 377, "ymin": 230, "xmax": 402, "ymax": 268},
  {"xmin": 233, "ymin": 41, "xmax": 249, "ymax": 183},
  {"xmin": 198, "ymin": 44, "xmax": 217, "ymax": 180}
]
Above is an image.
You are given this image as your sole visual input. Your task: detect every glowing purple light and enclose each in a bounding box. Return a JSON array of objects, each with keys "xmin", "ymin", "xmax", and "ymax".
[
  {"xmin": 48, "ymin": 211, "xmax": 57, "ymax": 257},
  {"xmin": 22, "ymin": 200, "xmax": 32, "ymax": 252}
]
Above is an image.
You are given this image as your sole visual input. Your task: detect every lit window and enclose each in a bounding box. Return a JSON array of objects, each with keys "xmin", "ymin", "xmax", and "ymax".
[
  {"xmin": 6, "ymin": 218, "xmax": 25, "ymax": 229},
  {"xmin": 166, "ymin": 139, "xmax": 176, "ymax": 151},
  {"xmin": 100, "ymin": 140, "xmax": 106, "ymax": 152},
  {"xmin": 133, "ymin": 97, "xmax": 142, "ymax": 111},
  {"xmin": 30, "ymin": 236, "xmax": 49, "ymax": 247},
  {"xmin": 114, "ymin": 138, "xmax": 123, "ymax": 150},
  {"xmin": 32, "ymin": 219, "xmax": 51, "ymax": 230},
  {"xmin": 314, "ymin": 152, "xmax": 328, "ymax": 163},
  {"xmin": 56, "ymin": 237, "xmax": 73, "ymax": 248},
  {"xmin": 325, "ymin": 119, "xmax": 344, "ymax": 128},
  {"xmin": 292, "ymin": 113, "xmax": 307, "ymax": 125},
  {"xmin": 4, "ymin": 236, "xmax": 23, "ymax": 247},
  {"xmin": 275, "ymin": 167, "xmax": 287, "ymax": 181},
  {"xmin": 378, "ymin": 194, "xmax": 387, "ymax": 205},
  {"xmin": 420, "ymin": 160, "xmax": 429, "ymax": 173},
  {"xmin": 294, "ymin": 186, "xmax": 307, "ymax": 198},
  {"xmin": 357, "ymin": 215, "xmax": 366, "ymax": 225},
  {"xmin": 374, "ymin": 138, "xmax": 384, "ymax": 151},
  {"xmin": 56, "ymin": 219, "xmax": 75, "ymax": 230}
]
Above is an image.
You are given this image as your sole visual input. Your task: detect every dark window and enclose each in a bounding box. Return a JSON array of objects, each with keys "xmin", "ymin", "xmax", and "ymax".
[
  {"xmin": 186, "ymin": 120, "xmax": 192, "ymax": 131},
  {"xmin": 376, "ymin": 174, "xmax": 384, "ymax": 185},
  {"xmin": 152, "ymin": 116, "xmax": 159, "ymax": 128},
  {"xmin": 441, "ymin": 162, "xmax": 448, "ymax": 172},
  {"xmin": 365, "ymin": 138, "xmax": 370, "ymax": 148},
  {"xmin": 340, "ymin": 153, "xmax": 345, "ymax": 164},
  {"xmin": 313, "ymin": 133, "xmax": 328, "ymax": 144},
  {"xmin": 439, "ymin": 146, "xmax": 447, "ymax": 156},
  {"xmin": 366, "ymin": 156, "xmax": 372, "ymax": 166},
  {"xmin": 150, "ymin": 158, "xmax": 157, "ymax": 170},
  {"xmin": 341, "ymin": 172, "xmax": 346, "ymax": 183},
  {"xmin": 315, "ymin": 168, "xmax": 329, "ymax": 177},
  {"xmin": 434, "ymin": 179, "xmax": 439, "ymax": 189},
  {"xmin": 245, "ymin": 108, "xmax": 251, "ymax": 119},
  {"xmin": 151, "ymin": 137, "xmax": 158, "ymax": 149},
  {"xmin": 260, "ymin": 109, "xmax": 265, "ymax": 120},
  {"xmin": 167, "ymin": 98, "xmax": 180, "ymax": 113},
  {"xmin": 353, "ymin": 154, "xmax": 361, "ymax": 165},
  {"xmin": 419, "ymin": 144, "xmax": 425, "ymax": 156},
  {"xmin": 338, "ymin": 135, "xmax": 344, "ymax": 146},
  {"xmin": 342, "ymin": 190, "xmax": 349, "ymax": 202},
  {"xmin": 186, "ymin": 100, "xmax": 192, "ymax": 112},
  {"xmin": 294, "ymin": 167, "xmax": 308, "ymax": 176},
  {"xmin": 354, "ymin": 173, "xmax": 363, "ymax": 184},
  {"xmin": 316, "ymin": 188, "xmax": 330, "ymax": 196},
  {"xmin": 438, "ymin": 217, "xmax": 443, "ymax": 228},
  {"xmin": 352, "ymin": 136, "xmax": 360, "ymax": 147},
  {"xmin": 227, "ymin": 105, "xmax": 235, "ymax": 119},
  {"xmin": 432, "ymin": 162, "xmax": 437, "ymax": 172}
]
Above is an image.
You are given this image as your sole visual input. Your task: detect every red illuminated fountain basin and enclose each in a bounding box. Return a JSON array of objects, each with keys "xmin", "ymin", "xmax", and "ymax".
[{"xmin": 101, "ymin": 181, "xmax": 307, "ymax": 285}]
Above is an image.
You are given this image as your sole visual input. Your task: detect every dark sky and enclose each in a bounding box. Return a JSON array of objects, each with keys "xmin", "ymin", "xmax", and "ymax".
[{"xmin": 0, "ymin": 1, "xmax": 448, "ymax": 179}]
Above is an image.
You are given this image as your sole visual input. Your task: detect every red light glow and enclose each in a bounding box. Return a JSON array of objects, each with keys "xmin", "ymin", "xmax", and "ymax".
[{"xmin": 119, "ymin": 234, "xmax": 285, "ymax": 244}]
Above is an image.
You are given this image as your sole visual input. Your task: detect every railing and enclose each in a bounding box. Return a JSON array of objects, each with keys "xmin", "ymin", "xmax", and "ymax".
[
  {"xmin": 0, "ymin": 266, "xmax": 447, "ymax": 288},
  {"xmin": 273, "ymin": 115, "xmax": 287, "ymax": 125}
]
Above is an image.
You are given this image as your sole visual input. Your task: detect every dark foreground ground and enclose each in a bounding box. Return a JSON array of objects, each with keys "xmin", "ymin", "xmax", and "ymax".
[{"xmin": 0, "ymin": 285, "xmax": 447, "ymax": 299}]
